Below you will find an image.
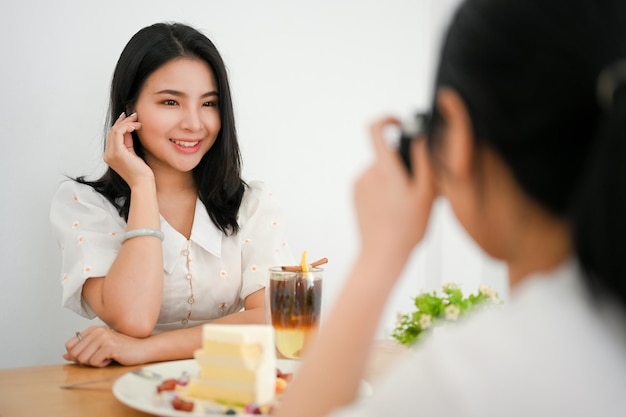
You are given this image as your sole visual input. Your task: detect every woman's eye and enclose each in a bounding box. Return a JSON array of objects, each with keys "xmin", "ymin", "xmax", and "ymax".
[
  {"xmin": 162, "ymin": 99, "xmax": 178, "ymax": 106},
  {"xmin": 203, "ymin": 101, "xmax": 218, "ymax": 107}
]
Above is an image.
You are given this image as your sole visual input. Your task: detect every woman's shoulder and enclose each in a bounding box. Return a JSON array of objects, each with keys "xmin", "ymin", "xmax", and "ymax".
[
  {"xmin": 244, "ymin": 180, "xmax": 272, "ymax": 195},
  {"xmin": 51, "ymin": 179, "xmax": 120, "ymax": 215},
  {"xmin": 54, "ymin": 179, "xmax": 98, "ymax": 203},
  {"xmin": 54, "ymin": 178, "xmax": 100, "ymax": 193},
  {"xmin": 241, "ymin": 180, "xmax": 274, "ymax": 207},
  {"xmin": 238, "ymin": 180, "xmax": 285, "ymax": 220}
]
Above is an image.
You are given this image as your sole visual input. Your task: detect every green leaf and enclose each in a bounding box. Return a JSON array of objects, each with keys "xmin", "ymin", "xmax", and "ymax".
[
  {"xmin": 414, "ymin": 292, "xmax": 444, "ymax": 317},
  {"xmin": 392, "ymin": 283, "xmax": 501, "ymax": 347}
]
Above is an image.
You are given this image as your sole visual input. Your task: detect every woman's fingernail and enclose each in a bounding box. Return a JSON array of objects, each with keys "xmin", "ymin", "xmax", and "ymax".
[
  {"xmin": 129, "ymin": 112, "xmax": 137, "ymax": 117},
  {"xmin": 118, "ymin": 112, "xmax": 125, "ymax": 118}
]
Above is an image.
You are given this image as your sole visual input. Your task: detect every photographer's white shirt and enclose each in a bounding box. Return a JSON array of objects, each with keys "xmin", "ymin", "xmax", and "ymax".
[{"xmin": 330, "ymin": 259, "xmax": 626, "ymax": 417}]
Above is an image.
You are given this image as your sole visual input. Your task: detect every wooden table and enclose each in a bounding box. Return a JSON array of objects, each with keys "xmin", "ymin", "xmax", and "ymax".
[{"xmin": 0, "ymin": 339, "xmax": 408, "ymax": 417}]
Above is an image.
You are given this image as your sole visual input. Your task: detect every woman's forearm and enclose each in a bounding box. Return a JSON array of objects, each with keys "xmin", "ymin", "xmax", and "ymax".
[
  {"xmin": 143, "ymin": 313, "xmax": 266, "ymax": 363},
  {"xmin": 141, "ymin": 325, "xmax": 203, "ymax": 363},
  {"xmin": 85, "ymin": 180, "xmax": 164, "ymax": 336},
  {"xmin": 210, "ymin": 289, "xmax": 268, "ymax": 325},
  {"xmin": 275, "ymin": 120, "xmax": 434, "ymax": 417},
  {"xmin": 210, "ymin": 307, "xmax": 267, "ymax": 325},
  {"xmin": 142, "ymin": 292, "xmax": 268, "ymax": 363}
]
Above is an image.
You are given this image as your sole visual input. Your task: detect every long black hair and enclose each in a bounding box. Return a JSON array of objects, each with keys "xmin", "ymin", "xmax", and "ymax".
[
  {"xmin": 77, "ymin": 22, "xmax": 245, "ymax": 234},
  {"xmin": 429, "ymin": 0, "xmax": 626, "ymax": 307}
]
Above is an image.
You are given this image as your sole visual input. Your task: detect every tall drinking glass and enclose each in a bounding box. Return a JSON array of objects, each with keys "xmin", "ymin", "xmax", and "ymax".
[{"xmin": 268, "ymin": 267, "xmax": 323, "ymax": 359}]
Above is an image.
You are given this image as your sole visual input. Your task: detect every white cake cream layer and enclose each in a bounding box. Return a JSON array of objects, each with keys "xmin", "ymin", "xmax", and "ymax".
[
  {"xmin": 196, "ymin": 349, "xmax": 261, "ymax": 370},
  {"xmin": 198, "ymin": 341, "xmax": 262, "ymax": 363},
  {"xmin": 186, "ymin": 377, "xmax": 273, "ymax": 405},
  {"xmin": 187, "ymin": 324, "xmax": 276, "ymax": 405},
  {"xmin": 201, "ymin": 324, "xmax": 275, "ymax": 346}
]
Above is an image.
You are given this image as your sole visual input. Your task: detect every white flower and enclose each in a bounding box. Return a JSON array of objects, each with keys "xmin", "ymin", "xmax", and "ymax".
[
  {"xmin": 479, "ymin": 284, "xmax": 498, "ymax": 301},
  {"xmin": 396, "ymin": 311, "xmax": 405, "ymax": 325},
  {"xmin": 445, "ymin": 304, "xmax": 460, "ymax": 321},
  {"xmin": 443, "ymin": 283, "xmax": 458, "ymax": 291},
  {"xmin": 419, "ymin": 314, "xmax": 432, "ymax": 329}
]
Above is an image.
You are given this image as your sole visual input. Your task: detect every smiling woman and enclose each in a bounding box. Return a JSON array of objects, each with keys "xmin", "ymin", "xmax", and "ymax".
[{"xmin": 48, "ymin": 22, "xmax": 295, "ymax": 368}]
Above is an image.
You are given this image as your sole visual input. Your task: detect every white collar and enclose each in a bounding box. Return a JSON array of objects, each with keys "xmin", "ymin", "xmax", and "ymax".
[{"xmin": 161, "ymin": 198, "xmax": 223, "ymax": 273}]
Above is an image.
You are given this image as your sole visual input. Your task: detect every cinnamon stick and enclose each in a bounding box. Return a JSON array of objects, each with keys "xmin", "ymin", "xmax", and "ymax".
[{"xmin": 281, "ymin": 257, "xmax": 328, "ymax": 272}]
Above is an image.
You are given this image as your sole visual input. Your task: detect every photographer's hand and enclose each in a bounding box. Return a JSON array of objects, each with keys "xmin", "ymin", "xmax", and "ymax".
[{"xmin": 355, "ymin": 116, "xmax": 437, "ymax": 263}]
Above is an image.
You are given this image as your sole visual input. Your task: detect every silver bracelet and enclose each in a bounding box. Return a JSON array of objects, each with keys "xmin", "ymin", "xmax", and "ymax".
[{"xmin": 122, "ymin": 228, "xmax": 165, "ymax": 243}]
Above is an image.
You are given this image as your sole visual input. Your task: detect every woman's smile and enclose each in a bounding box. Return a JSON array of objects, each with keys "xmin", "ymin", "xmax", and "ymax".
[{"xmin": 170, "ymin": 138, "xmax": 202, "ymax": 153}]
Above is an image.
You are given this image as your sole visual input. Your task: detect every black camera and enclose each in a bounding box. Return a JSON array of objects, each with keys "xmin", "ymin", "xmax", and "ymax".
[{"xmin": 398, "ymin": 112, "xmax": 430, "ymax": 174}]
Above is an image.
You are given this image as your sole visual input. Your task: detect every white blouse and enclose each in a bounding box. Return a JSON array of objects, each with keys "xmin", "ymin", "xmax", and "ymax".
[{"xmin": 50, "ymin": 179, "xmax": 294, "ymax": 333}]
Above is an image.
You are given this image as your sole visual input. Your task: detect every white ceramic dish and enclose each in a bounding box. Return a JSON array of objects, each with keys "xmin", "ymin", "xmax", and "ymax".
[{"xmin": 113, "ymin": 358, "xmax": 372, "ymax": 416}]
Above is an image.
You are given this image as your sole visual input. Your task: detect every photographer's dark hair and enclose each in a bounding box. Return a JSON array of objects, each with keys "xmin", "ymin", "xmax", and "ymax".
[
  {"xmin": 429, "ymin": 0, "xmax": 626, "ymax": 307},
  {"xmin": 76, "ymin": 22, "xmax": 245, "ymax": 234}
]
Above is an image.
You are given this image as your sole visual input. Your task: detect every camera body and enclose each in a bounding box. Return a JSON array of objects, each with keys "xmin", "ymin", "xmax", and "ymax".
[{"xmin": 398, "ymin": 112, "xmax": 430, "ymax": 174}]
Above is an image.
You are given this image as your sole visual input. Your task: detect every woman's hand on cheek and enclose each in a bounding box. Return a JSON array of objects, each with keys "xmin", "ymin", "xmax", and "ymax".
[
  {"xmin": 103, "ymin": 112, "xmax": 154, "ymax": 188},
  {"xmin": 63, "ymin": 326, "xmax": 148, "ymax": 368},
  {"xmin": 354, "ymin": 117, "xmax": 437, "ymax": 260}
]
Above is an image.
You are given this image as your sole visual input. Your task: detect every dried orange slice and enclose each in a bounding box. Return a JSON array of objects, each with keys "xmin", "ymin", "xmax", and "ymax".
[{"xmin": 300, "ymin": 250, "xmax": 309, "ymax": 272}]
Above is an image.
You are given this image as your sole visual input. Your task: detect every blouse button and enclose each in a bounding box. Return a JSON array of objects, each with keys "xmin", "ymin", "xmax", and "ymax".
[
  {"xmin": 182, "ymin": 249, "xmax": 189, "ymax": 256},
  {"xmin": 186, "ymin": 273, "xmax": 192, "ymax": 280},
  {"xmin": 188, "ymin": 297, "xmax": 195, "ymax": 304},
  {"xmin": 181, "ymin": 318, "xmax": 189, "ymax": 326}
]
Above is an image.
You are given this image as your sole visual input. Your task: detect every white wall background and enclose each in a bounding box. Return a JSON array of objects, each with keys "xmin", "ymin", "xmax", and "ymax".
[{"xmin": 0, "ymin": 0, "xmax": 507, "ymax": 369}]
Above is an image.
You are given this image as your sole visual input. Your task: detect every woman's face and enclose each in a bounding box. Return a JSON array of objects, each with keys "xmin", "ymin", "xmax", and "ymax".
[{"xmin": 133, "ymin": 57, "xmax": 221, "ymax": 175}]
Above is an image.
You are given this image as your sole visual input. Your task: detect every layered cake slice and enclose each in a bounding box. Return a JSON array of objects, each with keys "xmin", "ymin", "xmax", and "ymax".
[{"xmin": 185, "ymin": 324, "xmax": 277, "ymax": 406}]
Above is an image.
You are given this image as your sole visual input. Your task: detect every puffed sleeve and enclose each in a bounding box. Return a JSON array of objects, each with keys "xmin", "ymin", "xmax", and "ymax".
[
  {"xmin": 237, "ymin": 181, "xmax": 295, "ymax": 301},
  {"xmin": 49, "ymin": 180, "xmax": 126, "ymax": 318}
]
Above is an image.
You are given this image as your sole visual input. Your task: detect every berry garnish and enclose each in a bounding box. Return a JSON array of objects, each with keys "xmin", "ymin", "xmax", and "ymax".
[
  {"xmin": 171, "ymin": 396, "xmax": 194, "ymax": 412},
  {"xmin": 156, "ymin": 378, "xmax": 178, "ymax": 393}
]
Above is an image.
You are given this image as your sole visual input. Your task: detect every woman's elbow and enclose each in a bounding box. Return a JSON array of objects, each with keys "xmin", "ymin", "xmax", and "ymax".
[{"xmin": 107, "ymin": 315, "xmax": 156, "ymax": 338}]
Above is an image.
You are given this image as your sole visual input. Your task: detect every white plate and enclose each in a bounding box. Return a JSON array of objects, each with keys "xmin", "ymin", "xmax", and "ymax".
[{"xmin": 113, "ymin": 359, "xmax": 372, "ymax": 416}]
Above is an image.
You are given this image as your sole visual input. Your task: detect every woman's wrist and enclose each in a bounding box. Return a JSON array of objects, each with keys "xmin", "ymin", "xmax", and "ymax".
[
  {"xmin": 128, "ymin": 176, "xmax": 157, "ymax": 194},
  {"xmin": 122, "ymin": 228, "xmax": 164, "ymax": 243},
  {"xmin": 143, "ymin": 326, "xmax": 202, "ymax": 363},
  {"xmin": 126, "ymin": 177, "xmax": 160, "ymax": 229}
]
